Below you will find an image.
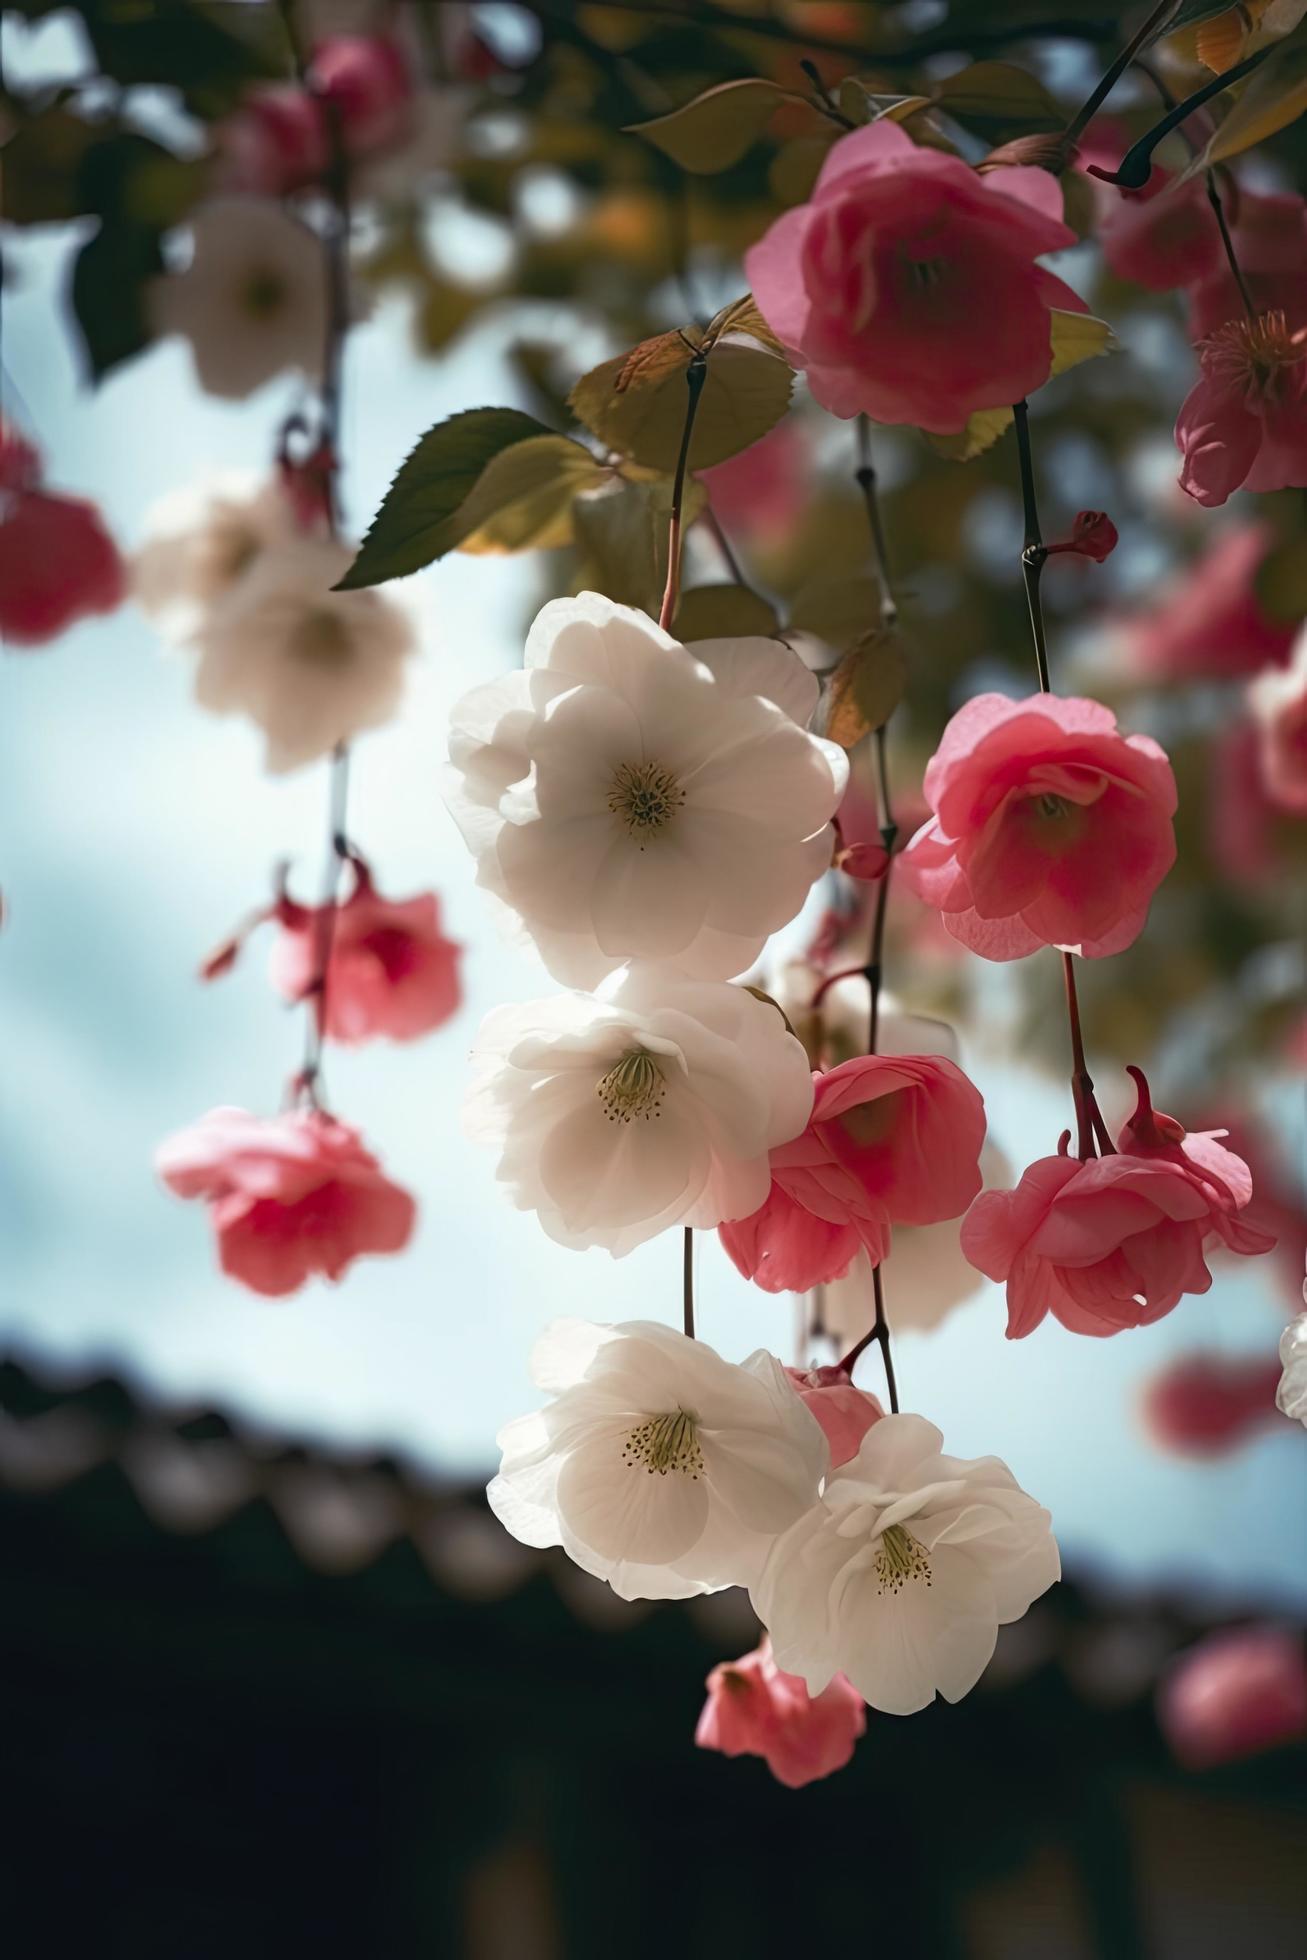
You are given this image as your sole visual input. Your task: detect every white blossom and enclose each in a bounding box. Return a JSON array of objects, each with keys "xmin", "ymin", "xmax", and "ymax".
[
  {"xmin": 752, "ymin": 1414, "xmax": 1059, "ymax": 1715},
  {"xmin": 463, "ymin": 963, "xmax": 814, "ymax": 1255},
  {"xmin": 133, "ymin": 473, "xmax": 300, "ymax": 642},
  {"xmin": 489, "ymin": 1317, "xmax": 829, "ymax": 1600},
  {"xmin": 189, "ymin": 536, "xmax": 414, "ymax": 772},
  {"xmin": 445, "ymin": 593, "xmax": 848, "ymax": 986},
  {"xmin": 1277, "ymin": 1312, "xmax": 1307, "ymax": 1427},
  {"xmin": 148, "ymin": 199, "xmax": 328, "ymax": 401}
]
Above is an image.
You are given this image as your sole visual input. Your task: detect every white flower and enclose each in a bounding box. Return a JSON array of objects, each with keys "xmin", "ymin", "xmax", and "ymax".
[
  {"xmin": 189, "ymin": 536, "xmax": 415, "ymax": 772},
  {"xmin": 463, "ymin": 963, "xmax": 814, "ymax": 1255},
  {"xmin": 1277, "ymin": 1312, "xmax": 1307, "ymax": 1427},
  {"xmin": 445, "ymin": 592, "xmax": 848, "ymax": 986},
  {"xmin": 148, "ymin": 199, "xmax": 328, "ymax": 401},
  {"xmin": 488, "ymin": 1317, "xmax": 829, "ymax": 1600},
  {"xmin": 133, "ymin": 473, "xmax": 300, "ymax": 642},
  {"xmin": 752, "ymin": 1414, "xmax": 1059, "ymax": 1715}
]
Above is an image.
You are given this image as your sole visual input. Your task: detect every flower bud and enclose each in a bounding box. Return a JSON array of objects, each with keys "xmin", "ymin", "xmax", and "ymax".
[{"xmin": 976, "ymin": 133, "xmax": 1076, "ymax": 176}]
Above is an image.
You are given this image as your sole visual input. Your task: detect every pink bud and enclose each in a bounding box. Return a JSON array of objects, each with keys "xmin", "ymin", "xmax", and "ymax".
[
  {"xmin": 309, "ymin": 36, "xmax": 415, "ymax": 157},
  {"xmin": 835, "ymin": 841, "xmax": 890, "ymax": 882},
  {"xmin": 1045, "ymin": 510, "xmax": 1119, "ymax": 562},
  {"xmin": 786, "ymin": 1364, "xmax": 883, "ymax": 1465},
  {"xmin": 1141, "ymin": 1352, "xmax": 1283, "ymax": 1457}
]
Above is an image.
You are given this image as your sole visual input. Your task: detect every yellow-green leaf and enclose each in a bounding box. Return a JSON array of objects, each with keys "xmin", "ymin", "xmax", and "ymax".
[
  {"xmin": 706, "ymin": 294, "xmax": 790, "ymax": 359},
  {"xmin": 572, "ymin": 473, "xmax": 707, "ymax": 615},
  {"xmin": 1197, "ymin": 31, "xmax": 1307, "ymax": 165},
  {"xmin": 825, "ymin": 628, "xmax": 907, "ymax": 748},
  {"xmin": 569, "ymin": 331, "xmax": 793, "ymax": 472},
  {"xmin": 626, "ymin": 78, "xmax": 809, "ymax": 173},
  {"xmin": 674, "ymin": 584, "xmax": 780, "ymax": 640},
  {"xmin": 456, "ymin": 436, "xmax": 610, "ymax": 554},
  {"xmin": 935, "ymin": 60, "xmax": 1063, "ymax": 134}
]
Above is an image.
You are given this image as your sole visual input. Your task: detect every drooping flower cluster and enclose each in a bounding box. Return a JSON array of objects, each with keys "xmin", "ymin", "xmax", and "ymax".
[{"xmin": 0, "ymin": 421, "xmax": 124, "ymax": 648}]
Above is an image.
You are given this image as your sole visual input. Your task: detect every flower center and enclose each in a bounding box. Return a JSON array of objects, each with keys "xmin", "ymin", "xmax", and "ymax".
[
  {"xmin": 1201, "ymin": 308, "xmax": 1307, "ymax": 401},
  {"xmin": 607, "ymin": 760, "xmax": 684, "ymax": 845},
  {"xmin": 875, "ymin": 1523, "xmax": 932, "ymax": 1595},
  {"xmin": 596, "ymin": 1049, "xmax": 665, "ymax": 1123},
  {"xmin": 243, "ymin": 267, "xmax": 287, "ymax": 320},
  {"xmin": 287, "ymin": 607, "xmax": 355, "ymax": 668},
  {"xmin": 622, "ymin": 1409, "xmax": 703, "ymax": 1478},
  {"xmin": 905, "ymin": 254, "xmax": 948, "ymax": 290}
]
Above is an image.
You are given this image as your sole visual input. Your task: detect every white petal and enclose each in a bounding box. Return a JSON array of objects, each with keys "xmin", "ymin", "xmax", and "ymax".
[{"xmin": 555, "ymin": 1428, "xmax": 710, "ymax": 1565}]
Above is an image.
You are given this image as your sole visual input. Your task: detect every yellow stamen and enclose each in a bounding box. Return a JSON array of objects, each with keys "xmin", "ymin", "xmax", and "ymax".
[
  {"xmin": 875, "ymin": 1522, "xmax": 932, "ymax": 1595},
  {"xmin": 622, "ymin": 1410, "xmax": 703, "ymax": 1478},
  {"xmin": 596, "ymin": 1050, "xmax": 665, "ymax": 1124},
  {"xmin": 607, "ymin": 760, "xmax": 684, "ymax": 845}
]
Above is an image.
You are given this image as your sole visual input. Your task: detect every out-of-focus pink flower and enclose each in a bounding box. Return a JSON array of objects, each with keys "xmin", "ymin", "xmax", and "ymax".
[
  {"xmin": 700, "ymin": 415, "xmax": 806, "ymax": 540},
  {"xmin": 1118, "ymin": 524, "xmax": 1295, "ymax": 681},
  {"xmin": 215, "ymin": 85, "xmax": 329, "ymax": 196},
  {"xmin": 901, "ymin": 693, "xmax": 1177, "ymax": 961},
  {"xmin": 156, "ymin": 1106, "xmax": 416, "ymax": 1297},
  {"xmin": 785, "ymin": 1363, "xmax": 883, "ymax": 1464},
  {"xmin": 835, "ymin": 840, "xmax": 890, "ymax": 881},
  {"xmin": 1187, "ymin": 191, "xmax": 1307, "ymax": 341},
  {"xmin": 1176, "ymin": 310, "xmax": 1307, "ymax": 507},
  {"xmin": 744, "ymin": 119, "xmax": 1084, "ymax": 434},
  {"xmin": 1045, "ymin": 509, "xmax": 1118, "ymax": 562},
  {"xmin": 1209, "ymin": 718, "xmax": 1287, "ymax": 884},
  {"xmin": 0, "ymin": 424, "xmax": 124, "ymax": 647},
  {"xmin": 1141, "ymin": 1352, "xmax": 1284, "ymax": 1456},
  {"xmin": 695, "ymin": 1639, "xmax": 867, "ymax": 1788},
  {"xmin": 310, "ymin": 35, "xmax": 416, "ymax": 155},
  {"xmin": 720, "ymin": 1053, "xmax": 986, "ymax": 1293},
  {"xmin": 1249, "ymin": 627, "xmax": 1307, "ymax": 814},
  {"xmin": 270, "ymin": 860, "xmax": 462, "ymax": 1044},
  {"xmin": 1159, "ymin": 1626, "xmax": 1307, "ymax": 1770},
  {"xmin": 216, "ymin": 36, "xmax": 415, "ymax": 196},
  {"xmin": 961, "ymin": 1072, "xmax": 1276, "ymax": 1338},
  {"xmin": 1094, "ymin": 163, "xmax": 1223, "ymax": 292}
]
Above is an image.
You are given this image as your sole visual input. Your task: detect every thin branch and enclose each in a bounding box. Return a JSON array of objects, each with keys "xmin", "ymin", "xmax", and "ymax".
[
  {"xmin": 1062, "ymin": 0, "xmax": 1183, "ymax": 147},
  {"xmin": 683, "ymin": 1226, "xmax": 695, "ymax": 1340},
  {"xmin": 1085, "ymin": 41, "xmax": 1276, "ymax": 189},
  {"xmin": 1136, "ymin": 58, "xmax": 1258, "ymax": 324},
  {"xmin": 658, "ymin": 354, "xmax": 708, "ymax": 631}
]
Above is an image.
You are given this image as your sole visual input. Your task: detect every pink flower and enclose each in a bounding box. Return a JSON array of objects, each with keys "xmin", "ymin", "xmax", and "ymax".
[
  {"xmin": 744, "ymin": 120, "xmax": 1084, "ymax": 434},
  {"xmin": 1186, "ymin": 191, "xmax": 1307, "ymax": 341},
  {"xmin": 1158, "ymin": 1626, "xmax": 1307, "ymax": 1771},
  {"xmin": 216, "ymin": 36, "xmax": 414, "ymax": 196},
  {"xmin": 270, "ymin": 860, "xmax": 462, "ymax": 1045},
  {"xmin": 215, "ymin": 86, "xmax": 329, "ymax": 196},
  {"xmin": 0, "ymin": 426, "xmax": 123, "ymax": 647},
  {"xmin": 785, "ymin": 1364, "xmax": 883, "ymax": 1464},
  {"xmin": 156, "ymin": 1106, "xmax": 416, "ymax": 1296},
  {"xmin": 695, "ymin": 1640, "xmax": 866, "ymax": 1789},
  {"xmin": 1093, "ymin": 162, "xmax": 1223, "ymax": 292},
  {"xmin": 1141, "ymin": 1352, "xmax": 1284, "ymax": 1457},
  {"xmin": 1249, "ymin": 630, "xmax": 1307, "ymax": 814},
  {"xmin": 719, "ymin": 1053, "xmax": 986, "ymax": 1293},
  {"xmin": 700, "ymin": 419, "xmax": 807, "ymax": 540},
  {"xmin": 901, "ymin": 693, "xmax": 1177, "ymax": 961},
  {"xmin": 1119, "ymin": 524, "xmax": 1295, "ymax": 682},
  {"xmin": 960, "ymin": 1072, "xmax": 1276, "ymax": 1338},
  {"xmin": 1177, "ymin": 309, "xmax": 1307, "ymax": 506},
  {"xmin": 310, "ymin": 35, "xmax": 416, "ymax": 156}
]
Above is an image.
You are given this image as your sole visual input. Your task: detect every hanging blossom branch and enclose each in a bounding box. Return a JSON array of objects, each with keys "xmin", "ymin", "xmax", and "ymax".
[{"xmin": 1134, "ymin": 57, "xmax": 1258, "ymax": 322}]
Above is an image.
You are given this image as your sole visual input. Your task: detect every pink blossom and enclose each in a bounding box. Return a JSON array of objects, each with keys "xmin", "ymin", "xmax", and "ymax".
[
  {"xmin": 901, "ymin": 693, "xmax": 1177, "ymax": 961},
  {"xmin": 1209, "ymin": 718, "xmax": 1283, "ymax": 884},
  {"xmin": 785, "ymin": 1364, "xmax": 883, "ymax": 1464},
  {"xmin": 1249, "ymin": 632, "xmax": 1307, "ymax": 814},
  {"xmin": 720, "ymin": 1053, "xmax": 986, "ymax": 1293},
  {"xmin": 217, "ymin": 36, "xmax": 415, "ymax": 196},
  {"xmin": 270, "ymin": 861, "xmax": 462, "ymax": 1045},
  {"xmin": 1186, "ymin": 191, "xmax": 1307, "ymax": 341},
  {"xmin": 1045, "ymin": 509, "xmax": 1118, "ymax": 562},
  {"xmin": 1119, "ymin": 524, "xmax": 1295, "ymax": 682},
  {"xmin": 0, "ymin": 425, "xmax": 123, "ymax": 646},
  {"xmin": 1176, "ymin": 310, "xmax": 1307, "ymax": 507},
  {"xmin": 156, "ymin": 1106, "xmax": 416, "ymax": 1296},
  {"xmin": 700, "ymin": 419, "xmax": 807, "ymax": 539},
  {"xmin": 961, "ymin": 1073, "xmax": 1275, "ymax": 1338},
  {"xmin": 1093, "ymin": 162, "xmax": 1223, "ymax": 292},
  {"xmin": 1158, "ymin": 1626, "xmax": 1307, "ymax": 1770},
  {"xmin": 310, "ymin": 35, "xmax": 416, "ymax": 155},
  {"xmin": 1141, "ymin": 1352, "xmax": 1284, "ymax": 1457},
  {"xmin": 695, "ymin": 1640, "xmax": 866, "ymax": 1789},
  {"xmin": 744, "ymin": 120, "xmax": 1084, "ymax": 435},
  {"xmin": 215, "ymin": 86, "xmax": 329, "ymax": 196}
]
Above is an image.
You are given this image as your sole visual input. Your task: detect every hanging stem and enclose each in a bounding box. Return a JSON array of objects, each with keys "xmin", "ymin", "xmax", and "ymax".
[
  {"xmin": 1012, "ymin": 400, "xmax": 1105, "ymax": 1160},
  {"xmin": 1085, "ymin": 41, "xmax": 1275, "ymax": 189},
  {"xmin": 683, "ymin": 1226, "xmax": 695, "ymax": 1340},
  {"xmin": 838, "ymin": 1266, "xmax": 899, "ymax": 1412},
  {"xmin": 299, "ymin": 743, "xmax": 351, "ymax": 1104},
  {"xmin": 1136, "ymin": 58, "xmax": 1258, "ymax": 324},
  {"xmin": 1062, "ymin": 0, "xmax": 1183, "ymax": 147},
  {"xmin": 658, "ymin": 353, "xmax": 708, "ymax": 631}
]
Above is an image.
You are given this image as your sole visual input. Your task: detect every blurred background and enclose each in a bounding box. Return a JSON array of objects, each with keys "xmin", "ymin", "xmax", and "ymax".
[{"xmin": 2, "ymin": 3, "xmax": 1305, "ymax": 1954}]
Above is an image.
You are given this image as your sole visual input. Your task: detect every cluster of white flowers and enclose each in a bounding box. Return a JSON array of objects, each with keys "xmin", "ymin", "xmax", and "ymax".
[
  {"xmin": 446, "ymin": 594, "xmax": 1059, "ymax": 1721},
  {"xmin": 134, "ymin": 475, "xmax": 415, "ymax": 773}
]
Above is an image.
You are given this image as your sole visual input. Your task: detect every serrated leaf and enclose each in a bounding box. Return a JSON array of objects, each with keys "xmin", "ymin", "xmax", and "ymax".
[
  {"xmin": 935, "ymin": 60, "xmax": 1063, "ymax": 134},
  {"xmin": 572, "ymin": 473, "xmax": 706, "ymax": 615},
  {"xmin": 1254, "ymin": 534, "xmax": 1307, "ymax": 621},
  {"xmin": 674, "ymin": 584, "xmax": 780, "ymax": 640},
  {"xmin": 825, "ymin": 628, "xmax": 907, "ymax": 748},
  {"xmin": 626, "ymin": 78, "xmax": 806, "ymax": 172},
  {"xmin": 570, "ymin": 332, "xmax": 793, "ymax": 473},
  {"xmin": 1192, "ymin": 29, "xmax": 1307, "ymax": 165},
  {"xmin": 707, "ymin": 294, "xmax": 790, "ymax": 360},
  {"xmin": 790, "ymin": 576, "xmax": 883, "ymax": 653},
  {"xmin": 929, "ymin": 311, "xmax": 1115, "ymax": 460},
  {"xmin": 456, "ymin": 436, "xmax": 609, "ymax": 554},
  {"xmin": 338, "ymin": 408, "xmax": 554, "ymax": 588}
]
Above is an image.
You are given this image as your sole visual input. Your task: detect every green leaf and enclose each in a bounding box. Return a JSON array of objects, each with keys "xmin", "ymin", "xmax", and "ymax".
[
  {"xmin": 455, "ymin": 436, "xmax": 609, "ymax": 554},
  {"xmin": 935, "ymin": 60, "xmax": 1063, "ymax": 135},
  {"xmin": 1144, "ymin": 1, "xmax": 1253, "ymax": 46},
  {"xmin": 569, "ymin": 331, "xmax": 793, "ymax": 473},
  {"xmin": 1254, "ymin": 535, "xmax": 1307, "ymax": 621},
  {"xmin": 1, "ymin": 106, "xmax": 101, "ymax": 226},
  {"xmin": 573, "ymin": 473, "xmax": 706, "ymax": 615},
  {"xmin": 790, "ymin": 576, "xmax": 883, "ymax": 653},
  {"xmin": 825, "ymin": 628, "xmax": 907, "ymax": 748},
  {"xmin": 837, "ymin": 79, "xmax": 932, "ymax": 125},
  {"xmin": 707, "ymin": 295, "xmax": 790, "ymax": 360},
  {"xmin": 1194, "ymin": 29, "xmax": 1307, "ymax": 165},
  {"xmin": 76, "ymin": 131, "xmax": 202, "ymax": 228},
  {"xmin": 929, "ymin": 311, "xmax": 1115, "ymax": 461},
  {"xmin": 338, "ymin": 408, "xmax": 555, "ymax": 588},
  {"xmin": 626, "ymin": 79, "xmax": 809, "ymax": 173},
  {"xmin": 70, "ymin": 222, "xmax": 164, "ymax": 382},
  {"xmin": 674, "ymin": 585, "xmax": 780, "ymax": 640}
]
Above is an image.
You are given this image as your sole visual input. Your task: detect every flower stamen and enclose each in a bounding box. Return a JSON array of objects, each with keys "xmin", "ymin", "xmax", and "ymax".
[
  {"xmin": 622, "ymin": 1409, "xmax": 703, "ymax": 1478},
  {"xmin": 607, "ymin": 760, "xmax": 684, "ymax": 845},
  {"xmin": 875, "ymin": 1522, "xmax": 932, "ymax": 1595},
  {"xmin": 1200, "ymin": 308, "xmax": 1307, "ymax": 402},
  {"xmin": 596, "ymin": 1049, "xmax": 665, "ymax": 1124}
]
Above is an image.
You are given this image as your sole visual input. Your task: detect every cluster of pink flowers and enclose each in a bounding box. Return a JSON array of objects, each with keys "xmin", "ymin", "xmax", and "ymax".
[{"xmin": 217, "ymin": 34, "xmax": 419, "ymax": 197}]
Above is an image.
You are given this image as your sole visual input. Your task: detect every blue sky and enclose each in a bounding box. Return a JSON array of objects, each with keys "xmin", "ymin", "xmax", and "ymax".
[{"xmin": 3, "ymin": 9, "xmax": 1304, "ymax": 1613}]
